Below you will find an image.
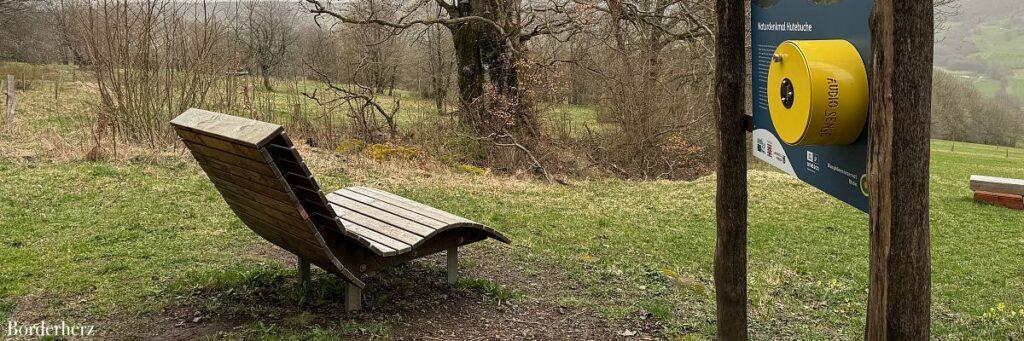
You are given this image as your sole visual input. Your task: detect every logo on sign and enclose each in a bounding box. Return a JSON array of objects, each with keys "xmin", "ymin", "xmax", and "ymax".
[{"xmin": 806, "ymin": 151, "xmax": 820, "ymax": 172}]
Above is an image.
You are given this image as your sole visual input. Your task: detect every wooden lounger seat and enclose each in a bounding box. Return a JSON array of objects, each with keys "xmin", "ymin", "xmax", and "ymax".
[{"xmin": 170, "ymin": 108, "xmax": 510, "ymax": 311}]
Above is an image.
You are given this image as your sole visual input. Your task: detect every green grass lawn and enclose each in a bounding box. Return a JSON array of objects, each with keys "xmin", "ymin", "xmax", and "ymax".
[
  {"xmin": 1, "ymin": 62, "xmax": 1022, "ymax": 338},
  {"xmin": 1, "ymin": 139, "xmax": 1022, "ymax": 338}
]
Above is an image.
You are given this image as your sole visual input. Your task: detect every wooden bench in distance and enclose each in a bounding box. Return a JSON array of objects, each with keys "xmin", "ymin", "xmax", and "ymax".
[
  {"xmin": 970, "ymin": 175, "xmax": 1024, "ymax": 210},
  {"xmin": 170, "ymin": 108, "xmax": 510, "ymax": 312}
]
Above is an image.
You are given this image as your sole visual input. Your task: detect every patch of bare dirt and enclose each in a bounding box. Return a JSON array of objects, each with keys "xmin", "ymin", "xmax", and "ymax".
[
  {"xmin": 8, "ymin": 294, "xmax": 50, "ymax": 323},
  {"xmin": 97, "ymin": 306, "xmax": 246, "ymax": 340},
  {"xmin": 365, "ymin": 245, "xmax": 663, "ymax": 340}
]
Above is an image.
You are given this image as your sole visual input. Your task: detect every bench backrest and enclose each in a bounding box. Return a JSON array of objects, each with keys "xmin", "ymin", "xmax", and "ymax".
[{"xmin": 170, "ymin": 108, "xmax": 356, "ymax": 275}]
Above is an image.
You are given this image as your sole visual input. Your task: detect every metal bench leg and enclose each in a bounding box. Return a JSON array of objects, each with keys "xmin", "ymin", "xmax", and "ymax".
[
  {"xmin": 298, "ymin": 256, "xmax": 310, "ymax": 286},
  {"xmin": 447, "ymin": 247, "xmax": 458, "ymax": 285},
  {"xmin": 345, "ymin": 283, "xmax": 362, "ymax": 312}
]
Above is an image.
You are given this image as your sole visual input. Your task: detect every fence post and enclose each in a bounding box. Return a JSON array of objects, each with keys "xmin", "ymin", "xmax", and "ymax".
[
  {"xmin": 6, "ymin": 74, "xmax": 14, "ymax": 131},
  {"xmin": 713, "ymin": 0, "xmax": 748, "ymax": 339},
  {"xmin": 865, "ymin": 0, "xmax": 933, "ymax": 339},
  {"xmin": 53, "ymin": 73, "xmax": 61, "ymax": 116}
]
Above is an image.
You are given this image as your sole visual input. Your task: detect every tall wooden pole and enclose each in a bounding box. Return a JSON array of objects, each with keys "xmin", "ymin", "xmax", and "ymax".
[
  {"xmin": 866, "ymin": 0, "xmax": 933, "ymax": 339},
  {"xmin": 713, "ymin": 0, "xmax": 748, "ymax": 339}
]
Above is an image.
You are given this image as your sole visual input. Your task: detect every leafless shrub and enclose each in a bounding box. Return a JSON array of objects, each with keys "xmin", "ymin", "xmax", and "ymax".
[
  {"xmin": 543, "ymin": 0, "xmax": 715, "ymax": 179},
  {"xmin": 73, "ymin": 0, "xmax": 233, "ymax": 147},
  {"xmin": 232, "ymin": 0, "xmax": 298, "ymax": 92},
  {"xmin": 304, "ymin": 64, "xmax": 401, "ymax": 146}
]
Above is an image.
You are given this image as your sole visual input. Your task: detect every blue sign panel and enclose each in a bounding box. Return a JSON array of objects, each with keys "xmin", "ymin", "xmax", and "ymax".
[{"xmin": 751, "ymin": 0, "xmax": 872, "ymax": 212}]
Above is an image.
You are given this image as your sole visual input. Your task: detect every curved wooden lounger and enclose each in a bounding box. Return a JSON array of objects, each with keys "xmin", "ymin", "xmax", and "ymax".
[{"xmin": 170, "ymin": 108, "xmax": 509, "ymax": 311}]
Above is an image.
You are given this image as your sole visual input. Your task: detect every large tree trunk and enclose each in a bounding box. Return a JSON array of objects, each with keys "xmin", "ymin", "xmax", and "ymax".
[
  {"xmin": 451, "ymin": 23, "xmax": 485, "ymax": 106},
  {"xmin": 447, "ymin": 0, "xmax": 537, "ymax": 142}
]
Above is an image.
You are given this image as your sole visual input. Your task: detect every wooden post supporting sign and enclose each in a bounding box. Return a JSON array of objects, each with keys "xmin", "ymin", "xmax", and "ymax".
[
  {"xmin": 866, "ymin": 0, "xmax": 933, "ymax": 339},
  {"xmin": 713, "ymin": 0, "xmax": 748, "ymax": 339}
]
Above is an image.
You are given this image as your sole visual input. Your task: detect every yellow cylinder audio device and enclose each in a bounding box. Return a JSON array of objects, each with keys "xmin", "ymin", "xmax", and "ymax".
[{"xmin": 767, "ymin": 40, "xmax": 868, "ymax": 146}]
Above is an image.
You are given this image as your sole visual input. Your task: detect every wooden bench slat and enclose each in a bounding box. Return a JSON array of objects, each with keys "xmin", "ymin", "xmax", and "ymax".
[
  {"xmin": 266, "ymin": 142, "xmax": 315, "ymax": 175},
  {"xmin": 233, "ymin": 210, "xmax": 330, "ymax": 261},
  {"xmin": 358, "ymin": 186, "xmax": 472, "ymax": 223},
  {"xmin": 217, "ymin": 191, "xmax": 313, "ymax": 239},
  {"xmin": 332, "ymin": 206, "xmax": 419, "ymax": 248},
  {"xmin": 194, "ymin": 157, "xmax": 282, "ymax": 190},
  {"xmin": 204, "ymin": 168, "xmax": 297, "ymax": 209},
  {"xmin": 227, "ymin": 202, "xmax": 320, "ymax": 246},
  {"xmin": 348, "ymin": 187, "xmax": 471, "ymax": 225},
  {"xmin": 176, "ymin": 128, "xmax": 266, "ymax": 161},
  {"xmin": 225, "ymin": 196, "xmax": 324, "ymax": 251},
  {"xmin": 290, "ymin": 185, "xmax": 333, "ymax": 213},
  {"xmin": 184, "ymin": 141, "xmax": 274, "ymax": 176},
  {"xmin": 198, "ymin": 162, "xmax": 294, "ymax": 201},
  {"xmin": 215, "ymin": 183, "xmax": 306, "ymax": 225},
  {"xmin": 335, "ymin": 221, "xmax": 401, "ymax": 254},
  {"xmin": 304, "ymin": 212, "xmax": 394, "ymax": 254},
  {"xmin": 236, "ymin": 218, "xmax": 300, "ymax": 252},
  {"xmin": 331, "ymin": 189, "xmax": 448, "ymax": 229},
  {"xmin": 208, "ymin": 176, "xmax": 306, "ymax": 218},
  {"xmin": 171, "ymin": 108, "xmax": 283, "ymax": 147},
  {"xmin": 971, "ymin": 175, "xmax": 1024, "ymax": 196},
  {"xmin": 344, "ymin": 187, "xmax": 455, "ymax": 224},
  {"xmin": 326, "ymin": 192, "xmax": 436, "ymax": 236},
  {"xmin": 283, "ymin": 171, "xmax": 320, "ymax": 191}
]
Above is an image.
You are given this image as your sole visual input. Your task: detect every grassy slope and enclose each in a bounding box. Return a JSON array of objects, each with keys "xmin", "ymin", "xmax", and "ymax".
[
  {"xmin": 943, "ymin": 16, "xmax": 1024, "ymax": 100},
  {"xmin": 969, "ymin": 20, "xmax": 1024, "ymax": 100},
  {"xmin": 1, "ymin": 63, "xmax": 1022, "ymax": 338},
  {"xmin": 969, "ymin": 20, "xmax": 1024, "ymax": 71},
  {"xmin": 2, "ymin": 140, "xmax": 1022, "ymax": 338}
]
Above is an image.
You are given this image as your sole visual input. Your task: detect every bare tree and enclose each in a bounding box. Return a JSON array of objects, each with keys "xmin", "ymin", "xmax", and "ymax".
[
  {"xmin": 934, "ymin": 0, "xmax": 959, "ymax": 31},
  {"xmin": 413, "ymin": 23, "xmax": 456, "ymax": 114},
  {"xmin": 48, "ymin": 0, "xmax": 90, "ymax": 64},
  {"xmin": 342, "ymin": 0, "xmax": 405, "ymax": 95},
  {"xmin": 524, "ymin": 0, "xmax": 715, "ymax": 179},
  {"xmin": 233, "ymin": 0, "xmax": 298, "ymax": 92},
  {"xmin": 932, "ymin": 69, "xmax": 1022, "ymax": 146},
  {"xmin": 1, "ymin": 0, "xmax": 64, "ymax": 63},
  {"xmin": 304, "ymin": 62, "xmax": 402, "ymax": 144}
]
